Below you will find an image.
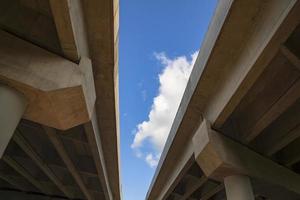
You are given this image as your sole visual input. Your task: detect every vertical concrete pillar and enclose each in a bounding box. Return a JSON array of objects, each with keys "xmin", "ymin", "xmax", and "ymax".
[
  {"xmin": 0, "ymin": 85, "xmax": 27, "ymax": 157},
  {"xmin": 224, "ymin": 175, "xmax": 255, "ymax": 200}
]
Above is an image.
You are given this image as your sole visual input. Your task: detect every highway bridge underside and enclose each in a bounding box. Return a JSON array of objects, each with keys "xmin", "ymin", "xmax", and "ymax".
[
  {"xmin": 0, "ymin": 0, "xmax": 120, "ymax": 200},
  {"xmin": 0, "ymin": 121, "xmax": 105, "ymax": 200},
  {"xmin": 161, "ymin": 26, "xmax": 300, "ymax": 200},
  {"xmin": 147, "ymin": 1, "xmax": 300, "ymax": 200}
]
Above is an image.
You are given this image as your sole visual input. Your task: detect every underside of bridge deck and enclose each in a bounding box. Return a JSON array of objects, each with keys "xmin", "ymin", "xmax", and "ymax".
[{"xmin": 0, "ymin": 0, "xmax": 120, "ymax": 199}]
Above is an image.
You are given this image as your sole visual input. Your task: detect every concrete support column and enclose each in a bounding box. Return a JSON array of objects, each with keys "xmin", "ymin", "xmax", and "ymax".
[
  {"xmin": 224, "ymin": 175, "xmax": 255, "ymax": 200},
  {"xmin": 0, "ymin": 85, "xmax": 27, "ymax": 157}
]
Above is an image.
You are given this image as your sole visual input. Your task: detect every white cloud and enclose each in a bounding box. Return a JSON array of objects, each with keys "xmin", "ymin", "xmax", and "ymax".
[
  {"xmin": 145, "ymin": 153, "xmax": 160, "ymax": 168},
  {"xmin": 131, "ymin": 51, "xmax": 198, "ymax": 167}
]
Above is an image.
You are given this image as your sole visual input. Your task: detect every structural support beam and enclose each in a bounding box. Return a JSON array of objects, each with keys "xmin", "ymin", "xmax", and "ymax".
[
  {"xmin": 264, "ymin": 124, "xmax": 300, "ymax": 156},
  {"xmin": 49, "ymin": 162, "xmax": 98, "ymax": 178},
  {"xmin": 193, "ymin": 119, "xmax": 300, "ymax": 195},
  {"xmin": 44, "ymin": 126, "xmax": 93, "ymax": 200},
  {"xmin": 0, "ymin": 172, "xmax": 27, "ymax": 191},
  {"xmin": 277, "ymin": 138, "xmax": 300, "ymax": 167},
  {"xmin": 50, "ymin": 0, "xmax": 89, "ymax": 61},
  {"xmin": 200, "ymin": 184, "xmax": 224, "ymax": 200},
  {"xmin": 207, "ymin": 0, "xmax": 300, "ymax": 129},
  {"xmin": 0, "ymin": 85, "xmax": 27, "ymax": 158},
  {"xmin": 84, "ymin": 109, "xmax": 113, "ymax": 200},
  {"xmin": 2, "ymin": 156, "xmax": 50, "ymax": 195},
  {"xmin": 13, "ymin": 131, "xmax": 74, "ymax": 198},
  {"xmin": 150, "ymin": 144, "xmax": 195, "ymax": 200},
  {"xmin": 281, "ymin": 45, "xmax": 300, "ymax": 71},
  {"xmin": 224, "ymin": 175, "xmax": 254, "ymax": 200},
  {"xmin": 0, "ymin": 30, "xmax": 96, "ymax": 130},
  {"xmin": 49, "ymin": 0, "xmax": 79, "ymax": 61},
  {"xmin": 245, "ymin": 79, "xmax": 300, "ymax": 142},
  {"xmin": 82, "ymin": 0, "xmax": 121, "ymax": 198},
  {"xmin": 178, "ymin": 175, "xmax": 207, "ymax": 200}
]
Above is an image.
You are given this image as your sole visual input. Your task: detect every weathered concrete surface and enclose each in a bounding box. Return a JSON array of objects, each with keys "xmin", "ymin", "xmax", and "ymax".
[
  {"xmin": 83, "ymin": 0, "xmax": 121, "ymax": 199},
  {"xmin": 0, "ymin": 30, "xmax": 96, "ymax": 130},
  {"xmin": 193, "ymin": 120, "xmax": 300, "ymax": 195}
]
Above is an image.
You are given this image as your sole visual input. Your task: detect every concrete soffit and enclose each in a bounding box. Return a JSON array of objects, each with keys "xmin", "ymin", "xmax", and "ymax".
[{"xmin": 0, "ymin": 0, "xmax": 120, "ymax": 199}]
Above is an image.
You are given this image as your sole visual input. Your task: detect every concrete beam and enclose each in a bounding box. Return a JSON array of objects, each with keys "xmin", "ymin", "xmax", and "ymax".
[
  {"xmin": 0, "ymin": 30, "xmax": 96, "ymax": 130},
  {"xmin": 0, "ymin": 0, "xmax": 62, "ymax": 55},
  {"xmin": 0, "ymin": 189, "xmax": 70, "ymax": 200},
  {"xmin": 13, "ymin": 131, "xmax": 74, "ymax": 198},
  {"xmin": 277, "ymin": 138, "xmax": 300, "ymax": 167},
  {"xmin": 84, "ymin": 109, "xmax": 113, "ymax": 200},
  {"xmin": 3, "ymin": 155, "xmax": 50, "ymax": 195},
  {"xmin": 0, "ymin": 85, "xmax": 27, "ymax": 158},
  {"xmin": 44, "ymin": 126, "xmax": 93, "ymax": 200},
  {"xmin": 178, "ymin": 175, "xmax": 207, "ymax": 200},
  {"xmin": 192, "ymin": 120, "xmax": 300, "ymax": 194},
  {"xmin": 0, "ymin": 172, "xmax": 27, "ymax": 191},
  {"xmin": 206, "ymin": 0, "xmax": 300, "ymax": 129},
  {"xmin": 245, "ymin": 78, "xmax": 300, "ymax": 142},
  {"xmin": 199, "ymin": 184, "xmax": 223, "ymax": 200},
  {"xmin": 82, "ymin": 0, "xmax": 121, "ymax": 199},
  {"xmin": 280, "ymin": 45, "xmax": 300, "ymax": 71},
  {"xmin": 50, "ymin": 0, "xmax": 89, "ymax": 61},
  {"xmin": 147, "ymin": 143, "xmax": 195, "ymax": 200}
]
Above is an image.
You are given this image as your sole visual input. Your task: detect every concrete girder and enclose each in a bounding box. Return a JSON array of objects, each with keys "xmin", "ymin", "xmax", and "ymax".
[
  {"xmin": 192, "ymin": 119, "xmax": 300, "ymax": 195},
  {"xmin": 49, "ymin": 0, "xmax": 90, "ymax": 61},
  {"xmin": 0, "ymin": 30, "xmax": 96, "ymax": 130}
]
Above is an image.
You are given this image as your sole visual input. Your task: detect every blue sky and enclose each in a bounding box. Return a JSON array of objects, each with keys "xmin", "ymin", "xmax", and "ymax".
[{"xmin": 119, "ymin": 1, "xmax": 218, "ymax": 199}]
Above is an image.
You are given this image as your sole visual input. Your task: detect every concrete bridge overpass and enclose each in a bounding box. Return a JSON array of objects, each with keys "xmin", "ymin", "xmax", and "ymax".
[
  {"xmin": 1, "ymin": 0, "xmax": 300, "ymax": 200},
  {"xmin": 0, "ymin": 0, "xmax": 120, "ymax": 199},
  {"xmin": 146, "ymin": 0, "xmax": 300, "ymax": 200}
]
